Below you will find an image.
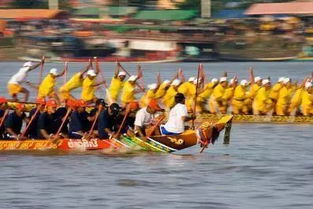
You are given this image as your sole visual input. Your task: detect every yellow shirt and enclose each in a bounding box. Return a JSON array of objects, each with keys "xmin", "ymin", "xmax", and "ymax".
[
  {"xmin": 199, "ymin": 83, "xmax": 215, "ymax": 100},
  {"xmin": 254, "ymin": 87, "xmax": 272, "ymax": 111},
  {"xmin": 59, "ymin": 73, "xmax": 82, "ymax": 92},
  {"xmin": 290, "ymin": 88, "xmax": 303, "ymax": 107},
  {"xmin": 155, "ymin": 83, "xmax": 168, "ymax": 99},
  {"xmin": 140, "ymin": 89, "xmax": 155, "ymax": 107},
  {"xmin": 301, "ymin": 90, "xmax": 312, "ymax": 106},
  {"xmin": 269, "ymin": 83, "xmax": 282, "ymax": 100},
  {"xmin": 277, "ymin": 86, "xmax": 292, "ymax": 106},
  {"xmin": 178, "ymin": 82, "xmax": 192, "ymax": 97},
  {"xmin": 250, "ymin": 83, "xmax": 261, "ymax": 98},
  {"xmin": 233, "ymin": 85, "xmax": 247, "ymax": 101},
  {"xmin": 212, "ymin": 84, "xmax": 226, "ymax": 101},
  {"xmin": 163, "ymin": 86, "xmax": 177, "ymax": 108},
  {"xmin": 108, "ymin": 77, "xmax": 124, "ymax": 100},
  {"xmin": 224, "ymin": 86, "xmax": 235, "ymax": 101},
  {"xmin": 38, "ymin": 74, "xmax": 55, "ymax": 98},
  {"xmin": 81, "ymin": 76, "xmax": 96, "ymax": 101},
  {"xmin": 121, "ymin": 81, "xmax": 135, "ymax": 104}
]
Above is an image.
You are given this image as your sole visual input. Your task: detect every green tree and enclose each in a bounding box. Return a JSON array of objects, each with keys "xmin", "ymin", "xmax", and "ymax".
[{"xmin": 10, "ymin": 0, "xmax": 47, "ymax": 8}]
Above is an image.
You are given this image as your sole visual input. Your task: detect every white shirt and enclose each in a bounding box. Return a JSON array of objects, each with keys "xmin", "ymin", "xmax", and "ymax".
[
  {"xmin": 164, "ymin": 103, "xmax": 188, "ymax": 133},
  {"xmin": 134, "ymin": 108, "xmax": 154, "ymax": 127},
  {"xmin": 8, "ymin": 67, "xmax": 30, "ymax": 85}
]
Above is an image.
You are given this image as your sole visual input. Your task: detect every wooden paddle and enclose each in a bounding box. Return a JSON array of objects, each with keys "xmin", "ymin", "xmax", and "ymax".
[
  {"xmin": 114, "ymin": 105, "xmax": 130, "ymax": 139},
  {"xmin": 0, "ymin": 109, "xmax": 9, "ymax": 129},
  {"xmin": 146, "ymin": 115, "xmax": 165, "ymax": 138},
  {"xmin": 86, "ymin": 105, "xmax": 103, "ymax": 139},
  {"xmin": 118, "ymin": 62, "xmax": 145, "ymax": 92},
  {"xmin": 54, "ymin": 108, "xmax": 72, "ymax": 139},
  {"xmin": 20, "ymin": 104, "xmax": 44, "ymax": 138},
  {"xmin": 191, "ymin": 64, "xmax": 202, "ymax": 129}
]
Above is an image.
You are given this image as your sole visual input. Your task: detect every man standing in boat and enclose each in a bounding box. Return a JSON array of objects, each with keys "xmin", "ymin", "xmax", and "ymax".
[
  {"xmin": 81, "ymin": 67, "xmax": 106, "ymax": 103},
  {"xmin": 161, "ymin": 93, "xmax": 195, "ymax": 135},
  {"xmin": 7, "ymin": 59, "xmax": 44, "ymax": 102},
  {"xmin": 37, "ymin": 67, "xmax": 66, "ymax": 103},
  {"xmin": 108, "ymin": 63, "xmax": 127, "ymax": 103},
  {"xmin": 59, "ymin": 61, "xmax": 92, "ymax": 102}
]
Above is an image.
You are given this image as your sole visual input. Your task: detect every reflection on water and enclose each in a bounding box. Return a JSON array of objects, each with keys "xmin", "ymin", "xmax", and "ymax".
[{"xmin": 0, "ymin": 62, "xmax": 313, "ymax": 208}]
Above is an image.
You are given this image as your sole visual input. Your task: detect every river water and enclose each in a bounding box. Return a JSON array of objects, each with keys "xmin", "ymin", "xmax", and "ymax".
[{"xmin": 0, "ymin": 62, "xmax": 312, "ymax": 209}]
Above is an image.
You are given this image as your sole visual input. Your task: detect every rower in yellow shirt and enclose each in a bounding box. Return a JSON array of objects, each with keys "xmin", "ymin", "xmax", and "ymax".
[
  {"xmin": 120, "ymin": 75, "xmax": 141, "ymax": 107},
  {"xmin": 276, "ymin": 78, "xmax": 293, "ymax": 116},
  {"xmin": 140, "ymin": 83, "xmax": 158, "ymax": 107},
  {"xmin": 289, "ymin": 79, "xmax": 307, "ymax": 115},
  {"xmin": 37, "ymin": 67, "xmax": 66, "ymax": 102},
  {"xmin": 81, "ymin": 69, "xmax": 106, "ymax": 103},
  {"xmin": 224, "ymin": 78, "xmax": 237, "ymax": 112},
  {"xmin": 198, "ymin": 78, "xmax": 218, "ymax": 112},
  {"xmin": 232, "ymin": 80, "xmax": 250, "ymax": 114},
  {"xmin": 253, "ymin": 79, "xmax": 273, "ymax": 115},
  {"xmin": 163, "ymin": 79, "xmax": 181, "ymax": 109},
  {"xmin": 108, "ymin": 63, "xmax": 127, "ymax": 103},
  {"xmin": 269, "ymin": 77, "xmax": 284, "ymax": 113},
  {"xmin": 155, "ymin": 80, "xmax": 170, "ymax": 99},
  {"xmin": 209, "ymin": 77, "xmax": 228, "ymax": 114},
  {"xmin": 301, "ymin": 82, "xmax": 313, "ymax": 116},
  {"xmin": 59, "ymin": 61, "xmax": 91, "ymax": 102}
]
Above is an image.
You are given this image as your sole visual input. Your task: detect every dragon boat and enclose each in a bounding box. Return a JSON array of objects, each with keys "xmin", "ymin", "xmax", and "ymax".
[{"xmin": 0, "ymin": 115, "xmax": 233, "ymax": 153}]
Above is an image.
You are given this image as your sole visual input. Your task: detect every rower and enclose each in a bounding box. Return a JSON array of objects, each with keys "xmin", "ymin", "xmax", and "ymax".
[
  {"xmin": 140, "ymin": 83, "xmax": 158, "ymax": 107},
  {"xmin": 69, "ymin": 99, "xmax": 90, "ymax": 139},
  {"xmin": 26, "ymin": 98, "xmax": 46, "ymax": 139},
  {"xmin": 98, "ymin": 103, "xmax": 121, "ymax": 139},
  {"xmin": 0, "ymin": 97, "xmax": 8, "ymax": 139},
  {"xmin": 301, "ymin": 81, "xmax": 313, "ymax": 116},
  {"xmin": 7, "ymin": 59, "xmax": 43, "ymax": 102},
  {"xmin": 253, "ymin": 79, "xmax": 273, "ymax": 115},
  {"xmin": 121, "ymin": 75, "xmax": 140, "ymax": 107},
  {"xmin": 4, "ymin": 104, "xmax": 26, "ymax": 140},
  {"xmin": 118, "ymin": 101, "xmax": 140, "ymax": 135},
  {"xmin": 163, "ymin": 79, "xmax": 181, "ymax": 109},
  {"xmin": 198, "ymin": 78, "xmax": 218, "ymax": 112},
  {"xmin": 232, "ymin": 80, "xmax": 250, "ymax": 115},
  {"xmin": 276, "ymin": 78, "xmax": 293, "ymax": 116},
  {"xmin": 37, "ymin": 67, "xmax": 66, "ymax": 102},
  {"xmin": 81, "ymin": 69, "xmax": 106, "ymax": 103},
  {"xmin": 209, "ymin": 77, "xmax": 228, "ymax": 114},
  {"xmin": 134, "ymin": 99, "xmax": 163, "ymax": 138},
  {"xmin": 37, "ymin": 100, "xmax": 58, "ymax": 139},
  {"xmin": 108, "ymin": 63, "xmax": 127, "ymax": 103},
  {"xmin": 161, "ymin": 93, "xmax": 195, "ymax": 135},
  {"xmin": 59, "ymin": 61, "xmax": 91, "ymax": 102}
]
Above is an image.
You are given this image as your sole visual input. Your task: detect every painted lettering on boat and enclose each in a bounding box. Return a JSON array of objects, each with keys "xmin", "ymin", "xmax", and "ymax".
[
  {"xmin": 67, "ymin": 139, "xmax": 98, "ymax": 149},
  {"xmin": 0, "ymin": 141, "xmax": 56, "ymax": 150}
]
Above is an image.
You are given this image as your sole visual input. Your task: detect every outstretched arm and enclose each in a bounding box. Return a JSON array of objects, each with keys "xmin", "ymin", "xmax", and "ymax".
[
  {"xmin": 27, "ymin": 57, "xmax": 45, "ymax": 72},
  {"xmin": 113, "ymin": 62, "xmax": 120, "ymax": 78},
  {"xmin": 55, "ymin": 62, "xmax": 67, "ymax": 78},
  {"xmin": 249, "ymin": 67, "xmax": 255, "ymax": 85},
  {"xmin": 80, "ymin": 60, "xmax": 92, "ymax": 78}
]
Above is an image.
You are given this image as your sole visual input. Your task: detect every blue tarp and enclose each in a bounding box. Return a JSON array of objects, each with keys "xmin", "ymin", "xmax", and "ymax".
[{"xmin": 213, "ymin": 9, "xmax": 246, "ymax": 19}]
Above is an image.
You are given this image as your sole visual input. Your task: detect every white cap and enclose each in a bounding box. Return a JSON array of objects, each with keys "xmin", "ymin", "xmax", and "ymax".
[
  {"xmin": 171, "ymin": 79, "xmax": 181, "ymax": 86},
  {"xmin": 262, "ymin": 79, "xmax": 270, "ymax": 85},
  {"xmin": 211, "ymin": 78, "xmax": 218, "ymax": 83},
  {"xmin": 240, "ymin": 80, "xmax": 248, "ymax": 86},
  {"xmin": 305, "ymin": 82, "xmax": 312, "ymax": 89},
  {"xmin": 188, "ymin": 77, "xmax": 195, "ymax": 82},
  {"xmin": 23, "ymin": 61, "xmax": 33, "ymax": 68},
  {"xmin": 278, "ymin": 77, "xmax": 285, "ymax": 82},
  {"xmin": 283, "ymin": 77, "xmax": 290, "ymax": 84},
  {"xmin": 118, "ymin": 71, "xmax": 126, "ymax": 77},
  {"xmin": 193, "ymin": 79, "xmax": 200, "ymax": 85},
  {"xmin": 49, "ymin": 68, "xmax": 58, "ymax": 75},
  {"xmin": 220, "ymin": 77, "xmax": 227, "ymax": 82},
  {"xmin": 148, "ymin": 83, "xmax": 157, "ymax": 90},
  {"xmin": 87, "ymin": 69, "xmax": 96, "ymax": 77},
  {"xmin": 229, "ymin": 78, "xmax": 236, "ymax": 84},
  {"xmin": 128, "ymin": 75, "xmax": 138, "ymax": 82},
  {"xmin": 162, "ymin": 80, "xmax": 170, "ymax": 85},
  {"xmin": 254, "ymin": 76, "xmax": 262, "ymax": 82}
]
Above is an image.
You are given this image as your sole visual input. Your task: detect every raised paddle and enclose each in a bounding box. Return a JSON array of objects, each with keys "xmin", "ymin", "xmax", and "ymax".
[
  {"xmin": 63, "ymin": 61, "xmax": 68, "ymax": 85},
  {"xmin": 118, "ymin": 62, "xmax": 145, "ymax": 92},
  {"xmin": 191, "ymin": 64, "xmax": 202, "ymax": 129},
  {"xmin": 39, "ymin": 56, "xmax": 45, "ymax": 85}
]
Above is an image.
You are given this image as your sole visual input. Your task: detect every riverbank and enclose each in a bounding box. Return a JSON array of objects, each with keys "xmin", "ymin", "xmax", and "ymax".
[{"xmin": 0, "ymin": 47, "xmax": 26, "ymax": 61}]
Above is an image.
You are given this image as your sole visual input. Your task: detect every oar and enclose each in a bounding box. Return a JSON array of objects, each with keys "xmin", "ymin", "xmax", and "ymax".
[
  {"xmin": 95, "ymin": 58, "xmax": 114, "ymax": 104},
  {"xmin": 118, "ymin": 62, "xmax": 145, "ymax": 92},
  {"xmin": 191, "ymin": 64, "xmax": 202, "ymax": 129},
  {"xmin": 63, "ymin": 61, "xmax": 68, "ymax": 85},
  {"xmin": 86, "ymin": 105, "xmax": 103, "ymax": 139},
  {"xmin": 54, "ymin": 108, "xmax": 72, "ymax": 139},
  {"xmin": 0, "ymin": 109, "xmax": 9, "ymax": 129},
  {"xmin": 20, "ymin": 104, "xmax": 44, "ymax": 138},
  {"xmin": 39, "ymin": 56, "xmax": 45, "ymax": 85},
  {"xmin": 114, "ymin": 105, "xmax": 130, "ymax": 139},
  {"xmin": 146, "ymin": 115, "xmax": 165, "ymax": 138}
]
